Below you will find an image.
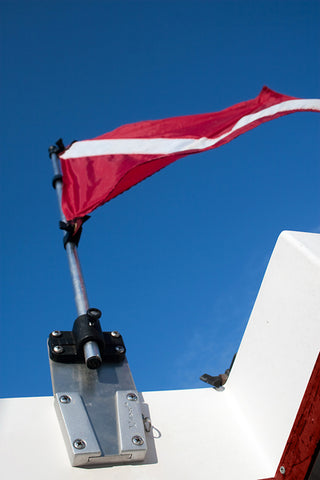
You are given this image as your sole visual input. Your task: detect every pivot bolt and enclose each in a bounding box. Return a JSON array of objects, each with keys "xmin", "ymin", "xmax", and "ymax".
[
  {"xmin": 127, "ymin": 393, "xmax": 138, "ymax": 401},
  {"xmin": 73, "ymin": 439, "xmax": 86, "ymax": 450},
  {"xmin": 115, "ymin": 345, "xmax": 125, "ymax": 354},
  {"xmin": 132, "ymin": 435, "xmax": 144, "ymax": 446},
  {"xmin": 87, "ymin": 308, "xmax": 101, "ymax": 326},
  {"xmin": 111, "ymin": 331, "xmax": 120, "ymax": 338},
  {"xmin": 59, "ymin": 395, "xmax": 71, "ymax": 404},
  {"xmin": 53, "ymin": 345, "xmax": 64, "ymax": 354},
  {"xmin": 52, "ymin": 330, "xmax": 62, "ymax": 337},
  {"xmin": 87, "ymin": 308, "xmax": 101, "ymax": 320}
]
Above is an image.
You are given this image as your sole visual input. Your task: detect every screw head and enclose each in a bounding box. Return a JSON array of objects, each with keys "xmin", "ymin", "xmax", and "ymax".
[
  {"xmin": 132, "ymin": 435, "xmax": 144, "ymax": 446},
  {"xmin": 52, "ymin": 330, "xmax": 62, "ymax": 337},
  {"xmin": 59, "ymin": 395, "xmax": 71, "ymax": 404},
  {"xmin": 87, "ymin": 308, "xmax": 101, "ymax": 320},
  {"xmin": 280, "ymin": 466, "xmax": 286, "ymax": 475},
  {"xmin": 127, "ymin": 393, "xmax": 138, "ymax": 401},
  {"xmin": 115, "ymin": 345, "xmax": 125, "ymax": 354},
  {"xmin": 111, "ymin": 331, "xmax": 120, "ymax": 338},
  {"xmin": 53, "ymin": 345, "xmax": 64, "ymax": 354},
  {"xmin": 73, "ymin": 439, "xmax": 86, "ymax": 450}
]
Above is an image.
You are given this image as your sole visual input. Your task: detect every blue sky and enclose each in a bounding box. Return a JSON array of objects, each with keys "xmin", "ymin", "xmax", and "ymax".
[{"xmin": 0, "ymin": 0, "xmax": 319, "ymax": 398}]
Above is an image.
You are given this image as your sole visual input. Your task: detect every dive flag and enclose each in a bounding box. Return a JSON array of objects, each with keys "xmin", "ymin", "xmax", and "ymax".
[{"xmin": 59, "ymin": 86, "xmax": 320, "ymax": 221}]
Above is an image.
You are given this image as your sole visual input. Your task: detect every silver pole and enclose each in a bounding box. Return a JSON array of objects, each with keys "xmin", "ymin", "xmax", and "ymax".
[
  {"xmin": 65, "ymin": 242, "xmax": 89, "ymax": 316},
  {"xmin": 50, "ymin": 149, "xmax": 89, "ymax": 316},
  {"xmin": 49, "ymin": 147, "xmax": 102, "ymax": 368}
]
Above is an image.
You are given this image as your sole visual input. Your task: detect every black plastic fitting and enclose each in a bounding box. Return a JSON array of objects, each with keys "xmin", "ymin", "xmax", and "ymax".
[
  {"xmin": 48, "ymin": 308, "xmax": 126, "ymax": 366},
  {"xmin": 72, "ymin": 308, "xmax": 105, "ymax": 357}
]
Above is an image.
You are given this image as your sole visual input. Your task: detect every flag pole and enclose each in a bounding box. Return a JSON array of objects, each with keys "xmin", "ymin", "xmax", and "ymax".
[
  {"xmin": 47, "ymin": 143, "xmax": 147, "ymax": 467},
  {"xmin": 49, "ymin": 143, "xmax": 102, "ymax": 368}
]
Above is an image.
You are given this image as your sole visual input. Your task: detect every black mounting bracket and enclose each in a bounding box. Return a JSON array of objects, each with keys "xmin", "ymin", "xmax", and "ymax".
[{"xmin": 48, "ymin": 308, "xmax": 126, "ymax": 365}]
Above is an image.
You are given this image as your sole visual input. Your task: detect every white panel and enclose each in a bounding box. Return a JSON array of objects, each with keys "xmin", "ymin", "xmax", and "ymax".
[
  {"xmin": 0, "ymin": 391, "xmax": 271, "ymax": 480},
  {"xmin": 1, "ymin": 231, "xmax": 319, "ymax": 479},
  {"xmin": 227, "ymin": 231, "xmax": 320, "ymax": 470}
]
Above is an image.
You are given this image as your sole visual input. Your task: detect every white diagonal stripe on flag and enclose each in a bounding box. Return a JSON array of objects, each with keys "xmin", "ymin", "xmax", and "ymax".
[
  {"xmin": 60, "ymin": 138, "xmax": 196, "ymax": 158},
  {"xmin": 60, "ymin": 98, "xmax": 320, "ymax": 160}
]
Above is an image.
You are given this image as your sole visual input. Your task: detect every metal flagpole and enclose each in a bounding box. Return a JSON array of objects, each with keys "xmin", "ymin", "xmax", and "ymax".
[
  {"xmin": 47, "ymin": 142, "xmax": 147, "ymax": 467},
  {"xmin": 49, "ymin": 143, "xmax": 102, "ymax": 368}
]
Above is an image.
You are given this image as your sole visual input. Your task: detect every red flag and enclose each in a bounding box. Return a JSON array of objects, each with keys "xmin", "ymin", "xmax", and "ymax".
[{"xmin": 59, "ymin": 87, "xmax": 320, "ymax": 221}]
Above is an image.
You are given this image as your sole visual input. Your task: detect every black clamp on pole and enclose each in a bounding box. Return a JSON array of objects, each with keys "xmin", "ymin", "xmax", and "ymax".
[
  {"xmin": 59, "ymin": 216, "xmax": 90, "ymax": 248},
  {"xmin": 49, "ymin": 138, "xmax": 89, "ymax": 248},
  {"xmin": 48, "ymin": 308, "xmax": 126, "ymax": 369}
]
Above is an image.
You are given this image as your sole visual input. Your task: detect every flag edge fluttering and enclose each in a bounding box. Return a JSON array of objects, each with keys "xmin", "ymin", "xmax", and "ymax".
[{"xmin": 59, "ymin": 86, "xmax": 320, "ymax": 221}]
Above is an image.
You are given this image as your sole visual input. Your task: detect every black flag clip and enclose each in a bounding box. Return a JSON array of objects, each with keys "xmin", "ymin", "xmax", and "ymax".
[{"xmin": 59, "ymin": 216, "xmax": 90, "ymax": 248}]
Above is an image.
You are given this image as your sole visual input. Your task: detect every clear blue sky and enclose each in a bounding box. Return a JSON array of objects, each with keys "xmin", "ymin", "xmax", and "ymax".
[{"xmin": 0, "ymin": 0, "xmax": 319, "ymax": 398}]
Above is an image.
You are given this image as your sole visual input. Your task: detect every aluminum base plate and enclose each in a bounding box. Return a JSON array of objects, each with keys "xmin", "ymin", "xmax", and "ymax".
[{"xmin": 49, "ymin": 357, "xmax": 147, "ymax": 467}]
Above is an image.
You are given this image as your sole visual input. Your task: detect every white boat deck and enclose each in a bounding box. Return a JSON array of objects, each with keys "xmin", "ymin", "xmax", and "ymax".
[{"xmin": 1, "ymin": 231, "xmax": 320, "ymax": 479}]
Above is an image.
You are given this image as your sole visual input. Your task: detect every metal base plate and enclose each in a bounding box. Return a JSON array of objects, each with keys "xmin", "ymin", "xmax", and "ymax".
[{"xmin": 49, "ymin": 357, "xmax": 147, "ymax": 466}]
